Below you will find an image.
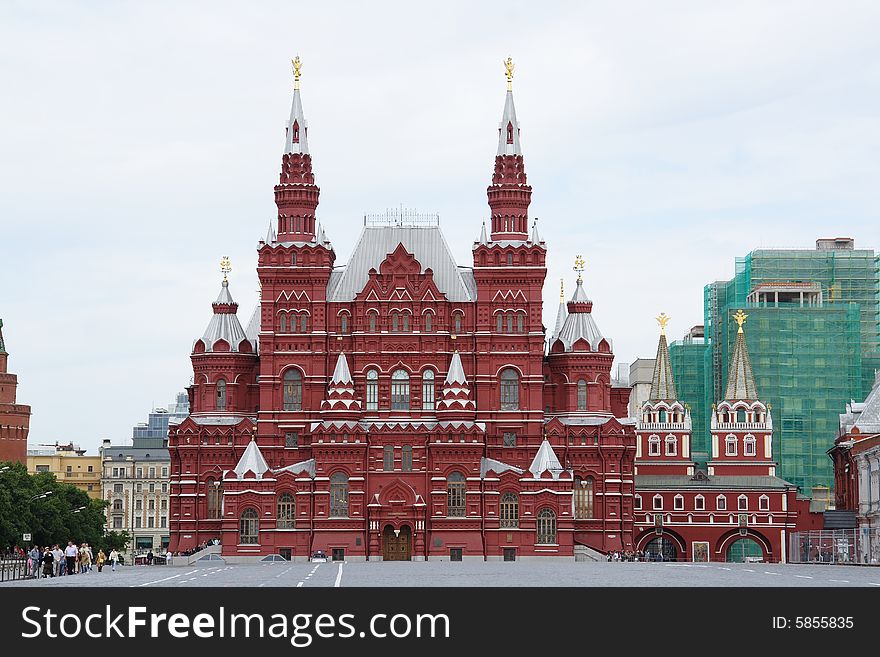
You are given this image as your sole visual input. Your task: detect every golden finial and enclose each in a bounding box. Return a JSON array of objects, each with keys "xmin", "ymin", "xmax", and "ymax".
[
  {"xmin": 504, "ymin": 56, "xmax": 514, "ymax": 91},
  {"xmin": 292, "ymin": 56, "xmax": 302, "ymax": 90},
  {"xmin": 656, "ymin": 313, "xmax": 671, "ymax": 336},
  {"xmin": 573, "ymin": 255, "xmax": 585, "ymax": 282},
  {"xmin": 733, "ymin": 309, "xmax": 748, "ymax": 333},
  {"xmin": 220, "ymin": 256, "xmax": 232, "ymax": 283},
  {"xmin": 560, "ymin": 279, "xmax": 565, "ymax": 303}
]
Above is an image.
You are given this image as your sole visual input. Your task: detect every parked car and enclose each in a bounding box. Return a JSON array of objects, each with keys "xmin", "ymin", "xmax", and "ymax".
[{"xmin": 310, "ymin": 551, "xmax": 328, "ymax": 563}]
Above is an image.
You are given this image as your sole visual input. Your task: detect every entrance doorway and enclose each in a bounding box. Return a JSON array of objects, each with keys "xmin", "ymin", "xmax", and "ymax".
[
  {"xmin": 726, "ymin": 537, "xmax": 764, "ymax": 562},
  {"xmin": 382, "ymin": 524, "xmax": 412, "ymax": 561},
  {"xmin": 644, "ymin": 535, "xmax": 679, "ymax": 561}
]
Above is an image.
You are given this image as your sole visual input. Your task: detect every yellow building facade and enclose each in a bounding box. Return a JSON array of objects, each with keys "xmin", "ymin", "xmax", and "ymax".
[{"xmin": 27, "ymin": 443, "xmax": 103, "ymax": 499}]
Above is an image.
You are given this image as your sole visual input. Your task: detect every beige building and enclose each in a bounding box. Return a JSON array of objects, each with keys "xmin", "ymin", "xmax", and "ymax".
[{"xmin": 27, "ymin": 442, "xmax": 102, "ymax": 499}]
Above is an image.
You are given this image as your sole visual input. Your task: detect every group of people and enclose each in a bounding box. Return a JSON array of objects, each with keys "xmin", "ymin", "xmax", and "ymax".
[
  {"xmin": 27, "ymin": 542, "xmax": 120, "ymax": 578},
  {"xmin": 171, "ymin": 538, "xmax": 220, "ymax": 557},
  {"xmin": 607, "ymin": 550, "xmax": 656, "ymax": 562}
]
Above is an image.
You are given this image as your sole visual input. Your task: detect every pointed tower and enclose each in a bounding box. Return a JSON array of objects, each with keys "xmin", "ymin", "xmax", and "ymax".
[
  {"xmin": 437, "ymin": 352, "xmax": 476, "ymax": 421},
  {"xmin": 0, "ymin": 318, "xmax": 30, "ymax": 464},
  {"xmin": 709, "ymin": 310, "xmax": 775, "ymax": 476},
  {"xmin": 190, "ymin": 258, "xmax": 259, "ymax": 416},
  {"xmin": 275, "ymin": 56, "xmax": 320, "ymax": 243},
  {"xmin": 487, "ymin": 57, "xmax": 532, "ymax": 242},
  {"xmin": 635, "ymin": 314, "xmax": 693, "ymax": 475},
  {"xmin": 321, "ymin": 352, "xmax": 362, "ymax": 419},
  {"xmin": 551, "ymin": 279, "xmax": 568, "ymax": 344}
]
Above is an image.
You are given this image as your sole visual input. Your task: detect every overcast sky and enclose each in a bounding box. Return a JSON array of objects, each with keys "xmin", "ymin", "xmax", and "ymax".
[{"xmin": 1, "ymin": 1, "xmax": 878, "ymax": 454}]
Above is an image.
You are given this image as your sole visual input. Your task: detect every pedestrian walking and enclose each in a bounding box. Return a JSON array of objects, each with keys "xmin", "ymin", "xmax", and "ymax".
[
  {"xmin": 42, "ymin": 547, "xmax": 54, "ymax": 578},
  {"xmin": 79, "ymin": 543, "xmax": 92, "ymax": 573},
  {"xmin": 109, "ymin": 548, "xmax": 119, "ymax": 572},
  {"xmin": 28, "ymin": 545, "xmax": 40, "ymax": 578},
  {"xmin": 64, "ymin": 541, "xmax": 78, "ymax": 575},
  {"xmin": 52, "ymin": 544, "xmax": 63, "ymax": 577},
  {"xmin": 96, "ymin": 549, "xmax": 106, "ymax": 572}
]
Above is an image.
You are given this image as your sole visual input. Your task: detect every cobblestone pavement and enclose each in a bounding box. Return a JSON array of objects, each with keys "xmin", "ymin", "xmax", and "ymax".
[{"xmin": 2, "ymin": 561, "xmax": 880, "ymax": 588}]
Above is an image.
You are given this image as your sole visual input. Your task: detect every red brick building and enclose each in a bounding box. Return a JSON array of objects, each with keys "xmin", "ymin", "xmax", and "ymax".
[
  {"xmin": 0, "ymin": 319, "xmax": 30, "ymax": 465},
  {"xmin": 168, "ymin": 64, "xmax": 637, "ymax": 561},
  {"xmin": 633, "ymin": 312, "xmax": 802, "ymax": 562}
]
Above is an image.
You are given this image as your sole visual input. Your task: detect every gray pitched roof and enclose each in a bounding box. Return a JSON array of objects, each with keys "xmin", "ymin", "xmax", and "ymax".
[
  {"xmin": 725, "ymin": 327, "xmax": 759, "ymax": 400},
  {"xmin": 480, "ymin": 457, "xmax": 524, "ymax": 478},
  {"xmin": 273, "ymin": 458, "xmax": 316, "ymax": 478},
  {"xmin": 554, "ymin": 280, "xmax": 608, "ymax": 352},
  {"xmin": 649, "ymin": 333, "xmax": 677, "ymax": 401},
  {"xmin": 199, "ymin": 281, "xmax": 251, "ymax": 353},
  {"xmin": 528, "ymin": 439, "xmax": 565, "ymax": 479},
  {"xmin": 283, "ymin": 87, "xmax": 309, "ymax": 155},
  {"xmin": 444, "ymin": 352, "xmax": 467, "ymax": 386},
  {"xmin": 233, "ymin": 439, "xmax": 270, "ymax": 479},
  {"xmin": 327, "ymin": 225, "xmax": 475, "ymax": 302},
  {"xmin": 497, "ymin": 90, "xmax": 522, "ymax": 156},
  {"xmin": 853, "ymin": 371, "xmax": 880, "ymax": 433},
  {"xmin": 330, "ymin": 352, "xmax": 353, "ymax": 385}
]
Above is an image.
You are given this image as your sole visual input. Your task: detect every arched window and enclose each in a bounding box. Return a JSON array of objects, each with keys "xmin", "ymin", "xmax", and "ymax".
[
  {"xmin": 239, "ymin": 508, "xmax": 259, "ymax": 544},
  {"xmin": 759, "ymin": 495, "xmax": 769, "ymax": 511},
  {"xmin": 453, "ymin": 312, "xmax": 462, "ymax": 334},
  {"xmin": 277, "ymin": 493, "xmax": 295, "ymax": 529},
  {"xmin": 402, "ymin": 312, "xmax": 410, "ymax": 332},
  {"xmin": 447, "ymin": 472, "xmax": 466, "ymax": 517},
  {"xmin": 736, "ymin": 408, "xmax": 746, "ymax": 423},
  {"xmin": 653, "ymin": 494, "xmax": 663, "ymax": 510},
  {"xmin": 738, "ymin": 495, "xmax": 748, "ymax": 511},
  {"xmin": 216, "ymin": 379, "xmax": 227, "ymax": 411},
  {"xmin": 507, "ymin": 252, "xmax": 514, "ymax": 266},
  {"xmin": 574, "ymin": 476, "xmax": 594, "ymax": 519},
  {"xmin": 424, "ymin": 312, "xmax": 433, "ymax": 332},
  {"xmin": 537, "ymin": 509, "xmax": 557, "ymax": 545},
  {"xmin": 300, "ymin": 313, "xmax": 308, "ymax": 333},
  {"xmin": 330, "ymin": 472, "xmax": 348, "ymax": 517},
  {"xmin": 725, "ymin": 435, "xmax": 737, "ymax": 456},
  {"xmin": 422, "ymin": 370, "xmax": 435, "ymax": 411},
  {"xmin": 291, "ymin": 253, "xmax": 297, "ymax": 266},
  {"xmin": 648, "ymin": 435, "xmax": 661, "ymax": 456},
  {"xmin": 506, "ymin": 314, "xmax": 514, "ymax": 333},
  {"xmin": 695, "ymin": 495, "xmax": 705, "ymax": 511},
  {"xmin": 744, "ymin": 434, "xmax": 756, "ymax": 456},
  {"xmin": 391, "ymin": 312, "xmax": 399, "ymax": 332},
  {"xmin": 391, "ymin": 369, "xmax": 410, "ymax": 411},
  {"xmin": 279, "ymin": 312, "xmax": 287, "ymax": 332},
  {"xmin": 658, "ymin": 409, "xmax": 667, "ymax": 423},
  {"xmin": 674, "ymin": 494, "xmax": 684, "ymax": 510},
  {"xmin": 402, "ymin": 445, "xmax": 413, "ymax": 472},
  {"xmin": 665, "ymin": 435, "xmax": 677, "ymax": 456},
  {"xmin": 283, "ymin": 369, "xmax": 303, "ymax": 411},
  {"xmin": 517, "ymin": 312, "xmax": 525, "ymax": 333},
  {"xmin": 577, "ymin": 380, "xmax": 587, "ymax": 411},
  {"xmin": 500, "ymin": 368, "xmax": 519, "ymax": 410},
  {"xmin": 368, "ymin": 312, "xmax": 378, "ymax": 333},
  {"xmin": 500, "ymin": 492, "xmax": 519, "ymax": 528},
  {"xmin": 206, "ymin": 479, "xmax": 222, "ymax": 519},
  {"xmin": 634, "ymin": 494, "xmax": 642, "ymax": 510},
  {"xmin": 365, "ymin": 369, "xmax": 379, "ymax": 411},
  {"xmin": 340, "ymin": 313, "xmax": 349, "ymax": 334},
  {"xmin": 383, "ymin": 445, "xmax": 394, "ymax": 471},
  {"xmin": 716, "ymin": 495, "xmax": 727, "ymax": 511},
  {"xmin": 496, "ymin": 314, "xmax": 504, "ymax": 332},
  {"xmin": 288, "ymin": 313, "xmax": 298, "ymax": 333}
]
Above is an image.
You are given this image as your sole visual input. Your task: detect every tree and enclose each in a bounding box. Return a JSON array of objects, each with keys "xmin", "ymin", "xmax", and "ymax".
[{"xmin": 0, "ymin": 461, "xmax": 109, "ymax": 551}]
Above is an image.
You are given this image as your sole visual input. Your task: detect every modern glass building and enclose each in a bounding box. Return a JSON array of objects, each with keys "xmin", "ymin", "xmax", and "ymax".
[
  {"xmin": 703, "ymin": 238, "xmax": 879, "ymax": 495},
  {"xmin": 132, "ymin": 392, "xmax": 190, "ymax": 448},
  {"xmin": 668, "ymin": 326, "xmax": 708, "ymax": 453}
]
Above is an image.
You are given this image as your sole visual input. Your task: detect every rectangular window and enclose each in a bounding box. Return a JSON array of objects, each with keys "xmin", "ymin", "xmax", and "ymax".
[
  {"xmin": 383, "ymin": 445, "xmax": 394, "ymax": 471},
  {"xmin": 674, "ymin": 497, "xmax": 684, "ymax": 510},
  {"xmin": 402, "ymin": 445, "xmax": 413, "ymax": 472},
  {"xmin": 503, "ymin": 432, "xmax": 517, "ymax": 447},
  {"xmin": 738, "ymin": 497, "xmax": 748, "ymax": 511},
  {"xmin": 148, "ymin": 517, "xmax": 155, "ymax": 528},
  {"xmin": 695, "ymin": 497, "xmax": 705, "ymax": 511},
  {"xmin": 136, "ymin": 483, "xmax": 142, "ymax": 493},
  {"xmin": 450, "ymin": 548, "xmax": 463, "ymax": 561},
  {"xmin": 36, "ymin": 465, "xmax": 49, "ymax": 472},
  {"xmin": 366, "ymin": 378, "xmax": 379, "ymax": 411},
  {"xmin": 113, "ymin": 518, "xmax": 122, "ymax": 529},
  {"xmin": 148, "ymin": 499, "xmax": 155, "ymax": 511},
  {"xmin": 160, "ymin": 517, "xmax": 167, "ymax": 528},
  {"xmin": 66, "ymin": 465, "xmax": 72, "ymax": 473},
  {"xmin": 112, "ymin": 468, "xmax": 119, "ymax": 478},
  {"xmin": 161, "ymin": 499, "xmax": 167, "ymax": 510},
  {"xmin": 162, "ymin": 467, "xmax": 168, "ymax": 477},
  {"xmin": 422, "ymin": 378, "xmax": 435, "ymax": 411},
  {"xmin": 503, "ymin": 548, "xmax": 516, "ymax": 562},
  {"xmin": 149, "ymin": 483, "xmax": 155, "ymax": 493},
  {"xmin": 135, "ymin": 500, "xmax": 142, "ymax": 511},
  {"xmin": 759, "ymin": 497, "xmax": 769, "ymax": 511},
  {"xmin": 136, "ymin": 468, "xmax": 143, "ymax": 478},
  {"xmin": 634, "ymin": 496, "xmax": 642, "ymax": 510},
  {"xmin": 285, "ymin": 432, "xmax": 299, "ymax": 448},
  {"xmin": 87, "ymin": 465, "xmax": 93, "ymax": 473},
  {"xmin": 135, "ymin": 517, "xmax": 141, "ymax": 528},
  {"xmin": 149, "ymin": 467, "xmax": 156, "ymax": 478},
  {"xmin": 653, "ymin": 496, "xmax": 663, "ymax": 510},
  {"xmin": 161, "ymin": 483, "xmax": 167, "ymax": 493},
  {"xmin": 332, "ymin": 548, "xmax": 345, "ymax": 562},
  {"xmin": 114, "ymin": 484, "xmax": 123, "ymax": 493},
  {"xmin": 717, "ymin": 497, "xmax": 727, "ymax": 511}
]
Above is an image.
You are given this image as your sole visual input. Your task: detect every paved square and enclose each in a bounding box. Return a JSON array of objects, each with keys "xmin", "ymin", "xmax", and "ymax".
[{"xmin": 2, "ymin": 561, "xmax": 879, "ymax": 588}]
